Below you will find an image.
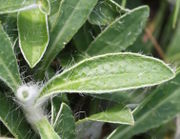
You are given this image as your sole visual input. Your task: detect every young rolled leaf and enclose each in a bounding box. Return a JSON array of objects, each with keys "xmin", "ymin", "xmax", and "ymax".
[
  {"xmin": 86, "ymin": 6, "xmax": 149, "ymax": 56},
  {"xmin": 0, "ymin": 92, "xmax": 37, "ymax": 139},
  {"xmin": 53, "ymin": 103, "xmax": 76, "ymax": 139},
  {"xmin": 107, "ymin": 73, "xmax": 180, "ymax": 139},
  {"xmin": 38, "ymin": 0, "xmax": 51, "ymax": 15},
  {"xmin": 77, "ymin": 105, "xmax": 134, "ymax": 125},
  {"xmin": 38, "ymin": 52, "xmax": 175, "ymax": 99},
  {"xmin": 0, "ymin": 0, "xmax": 38, "ymax": 14},
  {"xmin": 18, "ymin": 8, "xmax": 49, "ymax": 68},
  {"xmin": 35, "ymin": 118, "xmax": 60, "ymax": 139},
  {"xmin": 0, "ymin": 24, "xmax": 21, "ymax": 91},
  {"xmin": 36, "ymin": 0, "xmax": 98, "ymax": 78}
]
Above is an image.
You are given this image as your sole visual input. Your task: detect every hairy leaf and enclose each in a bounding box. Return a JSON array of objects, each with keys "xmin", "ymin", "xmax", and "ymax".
[
  {"xmin": 36, "ymin": 0, "xmax": 98, "ymax": 78},
  {"xmin": 86, "ymin": 6, "xmax": 149, "ymax": 56},
  {"xmin": 18, "ymin": 8, "xmax": 49, "ymax": 68},
  {"xmin": 77, "ymin": 105, "xmax": 134, "ymax": 125},
  {"xmin": 51, "ymin": 95, "xmax": 69, "ymax": 124},
  {"xmin": 107, "ymin": 73, "xmax": 180, "ymax": 139},
  {"xmin": 0, "ymin": 24, "xmax": 21, "ymax": 91},
  {"xmin": 0, "ymin": 92, "xmax": 37, "ymax": 139},
  {"xmin": 53, "ymin": 103, "xmax": 76, "ymax": 139},
  {"xmin": 38, "ymin": 53, "xmax": 174, "ymax": 99}
]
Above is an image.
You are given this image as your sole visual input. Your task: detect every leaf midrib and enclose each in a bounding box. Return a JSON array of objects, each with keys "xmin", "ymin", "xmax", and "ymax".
[{"xmin": 47, "ymin": 72, "xmax": 167, "ymax": 92}]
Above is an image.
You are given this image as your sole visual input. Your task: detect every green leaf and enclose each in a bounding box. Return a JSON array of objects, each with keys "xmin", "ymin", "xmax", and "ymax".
[
  {"xmin": 86, "ymin": 6, "xmax": 149, "ymax": 56},
  {"xmin": 36, "ymin": 0, "xmax": 98, "ymax": 78},
  {"xmin": 38, "ymin": 52, "xmax": 175, "ymax": 100},
  {"xmin": 0, "ymin": 92, "xmax": 37, "ymax": 139},
  {"xmin": 77, "ymin": 105, "xmax": 134, "ymax": 125},
  {"xmin": 35, "ymin": 118, "xmax": 60, "ymax": 139},
  {"xmin": 0, "ymin": 0, "xmax": 38, "ymax": 14},
  {"xmin": 17, "ymin": 8, "xmax": 49, "ymax": 68},
  {"xmin": 107, "ymin": 73, "xmax": 180, "ymax": 139},
  {"xmin": 53, "ymin": 103, "xmax": 76, "ymax": 139},
  {"xmin": 50, "ymin": 94, "xmax": 69, "ymax": 124},
  {"xmin": 0, "ymin": 24, "xmax": 21, "ymax": 91},
  {"xmin": 88, "ymin": 0, "xmax": 127, "ymax": 26}
]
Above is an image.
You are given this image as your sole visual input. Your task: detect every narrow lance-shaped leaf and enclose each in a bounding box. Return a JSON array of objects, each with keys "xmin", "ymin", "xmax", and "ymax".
[
  {"xmin": 0, "ymin": 24, "xmax": 21, "ymax": 92},
  {"xmin": 0, "ymin": 92, "xmax": 37, "ymax": 139},
  {"xmin": 51, "ymin": 94, "xmax": 69, "ymax": 124},
  {"xmin": 86, "ymin": 6, "xmax": 149, "ymax": 56},
  {"xmin": 53, "ymin": 103, "xmax": 76, "ymax": 139},
  {"xmin": 107, "ymin": 73, "xmax": 180, "ymax": 139},
  {"xmin": 36, "ymin": 0, "xmax": 98, "ymax": 78},
  {"xmin": 38, "ymin": 53, "xmax": 175, "ymax": 100},
  {"xmin": 77, "ymin": 105, "xmax": 134, "ymax": 125},
  {"xmin": 0, "ymin": 0, "xmax": 38, "ymax": 14},
  {"xmin": 18, "ymin": 8, "xmax": 49, "ymax": 68}
]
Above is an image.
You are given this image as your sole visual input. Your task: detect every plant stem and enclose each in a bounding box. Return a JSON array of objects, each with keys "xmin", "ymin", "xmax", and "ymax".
[
  {"xmin": 145, "ymin": 28, "xmax": 165, "ymax": 60},
  {"xmin": 16, "ymin": 85, "xmax": 60, "ymax": 139},
  {"xmin": 121, "ymin": 0, "xmax": 127, "ymax": 8},
  {"xmin": 35, "ymin": 117, "xmax": 61, "ymax": 139}
]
